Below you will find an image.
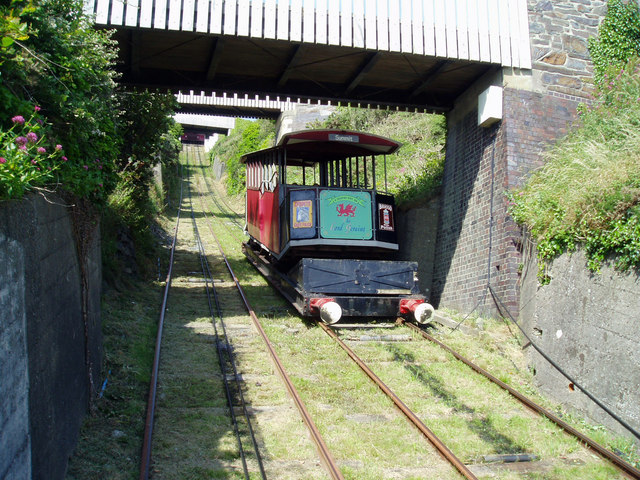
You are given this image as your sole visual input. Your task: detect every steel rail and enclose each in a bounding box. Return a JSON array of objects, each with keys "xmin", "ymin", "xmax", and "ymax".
[
  {"xmin": 139, "ymin": 162, "xmax": 184, "ymax": 480},
  {"xmin": 195, "ymin": 157, "xmax": 345, "ymax": 480},
  {"xmin": 401, "ymin": 320, "xmax": 640, "ymax": 480},
  {"xmin": 317, "ymin": 322, "xmax": 478, "ymax": 480},
  {"xmin": 187, "ymin": 146, "xmax": 266, "ymax": 479}
]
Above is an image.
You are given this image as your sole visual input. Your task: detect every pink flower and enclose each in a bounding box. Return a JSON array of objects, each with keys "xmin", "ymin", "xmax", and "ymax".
[
  {"xmin": 11, "ymin": 115, "xmax": 25, "ymax": 124},
  {"xmin": 0, "ymin": 157, "xmax": 6, "ymax": 164},
  {"xmin": 27, "ymin": 132, "xmax": 38, "ymax": 143},
  {"xmin": 37, "ymin": 147, "xmax": 46, "ymax": 154},
  {"xmin": 83, "ymin": 165, "xmax": 89, "ymax": 170},
  {"xmin": 55, "ymin": 144, "xmax": 62, "ymax": 151},
  {"xmin": 19, "ymin": 145, "xmax": 27, "ymax": 151},
  {"xmin": 98, "ymin": 165, "xmax": 102, "ymax": 170},
  {"xmin": 32, "ymin": 159, "xmax": 38, "ymax": 165},
  {"xmin": 15, "ymin": 136, "xmax": 27, "ymax": 146},
  {"xmin": 62, "ymin": 156, "xmax": 68, "ymax": 162},
  {"xmin": 34, "ymin": 105, "xmax": 41, "ymax": 112}
]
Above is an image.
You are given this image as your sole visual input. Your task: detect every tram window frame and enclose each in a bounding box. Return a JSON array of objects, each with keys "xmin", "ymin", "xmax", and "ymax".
[{"xmin": 259, "ymin": 159, "xmax": 278, "ymax": 193}]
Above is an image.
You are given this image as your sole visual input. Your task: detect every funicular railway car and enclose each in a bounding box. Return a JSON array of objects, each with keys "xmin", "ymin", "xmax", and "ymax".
[{"xmin": 241, "ymin": 129, "xmax": 433, "ymax": 324}]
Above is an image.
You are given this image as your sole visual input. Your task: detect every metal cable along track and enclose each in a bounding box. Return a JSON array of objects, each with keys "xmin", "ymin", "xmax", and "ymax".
[
  {"xmin": 193, "ymin": 148, "xmax": 345, "ymax": 480},
  {"xmin": 187, "ymin": 146, "xmax": 267, "ymax": 480}
]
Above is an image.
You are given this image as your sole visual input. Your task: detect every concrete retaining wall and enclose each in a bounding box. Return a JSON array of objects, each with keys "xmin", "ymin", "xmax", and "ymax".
[
  {"xmin": 0, "ymin": 232, "xmax": 31, "ymax": 480},
  {"xmin": 0, "ymin": 193, "xmax": 102, "ymax": 480},
  {"xmin": 520, "ymin": 245, "xmax": 640, "ymax": 442}
]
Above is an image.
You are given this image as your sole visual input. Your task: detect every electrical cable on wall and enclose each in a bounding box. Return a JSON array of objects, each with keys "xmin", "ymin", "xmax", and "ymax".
[{"xmin": 451, "ymin": 127, "xmax": 497, "ymax": 331}]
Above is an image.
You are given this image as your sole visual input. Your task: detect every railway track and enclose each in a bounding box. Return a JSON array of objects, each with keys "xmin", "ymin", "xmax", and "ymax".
[
  {"xmin": 140, "ymin": 150, "xmax": 266, "ymax": 479},
  {"xmin": 140, "ymin": 146, "xmax": 331, "ymax": 479},
  {"xmin": 140, "ymin": 145, "xmax": 638, "ymax": 479},
  {"xmin": 325, "ymin": 320, "xmax": 640, "ymax": 479}
]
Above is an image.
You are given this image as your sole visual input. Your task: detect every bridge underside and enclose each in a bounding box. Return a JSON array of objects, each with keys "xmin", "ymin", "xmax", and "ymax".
[
  {"xmin": 180, "ymin": 124, "xmax": 230, "ymax": 135},
  {"xmin": 175, "ymin": 102, "xmax": 282, "ymax": 119},
  {"xmin": 111, "ymin": 28, "xmax": 497, "ymax": 113}
]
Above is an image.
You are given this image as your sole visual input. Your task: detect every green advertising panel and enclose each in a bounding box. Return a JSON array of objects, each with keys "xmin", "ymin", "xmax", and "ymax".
[{"xmin": 319, "ymin": 190, "xmax": 372, "ymax": 240}]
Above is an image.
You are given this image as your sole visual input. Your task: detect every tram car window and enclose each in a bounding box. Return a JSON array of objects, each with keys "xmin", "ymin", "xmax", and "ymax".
[{"xmin": 241, "ymin": 130, "xmax": 433, "ymax": 325}]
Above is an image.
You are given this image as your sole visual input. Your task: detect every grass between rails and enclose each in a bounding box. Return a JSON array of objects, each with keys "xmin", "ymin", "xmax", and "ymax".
[
  {"xmin": 339, "ymin": 322, "xmax": 626, "ymax": 479},
  {"xmin": 204, "ymin": 169, "xmax": 638, "ymax": 477}
]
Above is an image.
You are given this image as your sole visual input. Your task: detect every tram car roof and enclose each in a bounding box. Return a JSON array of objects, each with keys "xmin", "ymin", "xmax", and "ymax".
[{"xmin": 240, "ymin": 129, "xmax": 401, "ymax": 165}]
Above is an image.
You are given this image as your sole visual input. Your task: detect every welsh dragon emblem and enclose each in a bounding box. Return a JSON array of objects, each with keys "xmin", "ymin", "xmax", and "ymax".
[{"xmin": 336, "ymin": 203, "xmax": 356, "ymax": 217}]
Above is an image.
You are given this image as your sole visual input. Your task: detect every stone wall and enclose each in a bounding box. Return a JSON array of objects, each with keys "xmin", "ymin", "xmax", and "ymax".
[
  {"xmin": 520, "ymin": 245, "xmax": 640, "ymax": 441},
  {"xmin": 527, "ymin": 0, "xmax": 606, "ymax": 99},
  {"xmin": 0, "ymin": 193, "xmax": 102, "ymax": 480}
]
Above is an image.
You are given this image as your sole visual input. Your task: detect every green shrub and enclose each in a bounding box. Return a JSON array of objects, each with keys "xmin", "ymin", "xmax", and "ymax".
[
  {"xmin": 1, "ymin": 0, "xmax": 120, "ymax": 201},
  {"xmin": 0, "ymin": 107, "xmax": 67, "ymax": 199},
  {"xmin": 209, "ymin": 118, "xmax": 276, "ymax": 195},
  {"xmin": 588, "ymin": 0, "xmax": 640, "ymax": 88}
]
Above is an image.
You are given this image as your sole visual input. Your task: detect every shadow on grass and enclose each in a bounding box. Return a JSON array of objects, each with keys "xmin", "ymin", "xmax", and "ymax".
[{"xmin": 384, "ymin": 342, "xmax": 526, "ymax": 455}]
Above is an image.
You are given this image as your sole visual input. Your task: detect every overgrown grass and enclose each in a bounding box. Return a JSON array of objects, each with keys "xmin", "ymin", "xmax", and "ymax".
[
  {"xmin": 437, "ymin": 311, "xmax": 640, "ymax": 470},
  {"xmin": 65, "ymin": 279, "xmax": 161, "ymax": 479},
  {"xmin": 66, "ymin": 160, "xmax": 184, "ymax": 479},
  {"xmin": 368, "ymin": 111, "xmax": 446, "ymax": 208},
  {"xmin": 311, "ymin": 108, "xmax": 447, "ymax": 208},
  {"xmin": 509, "ymin": 59, "xmax": 640, "ymax": 276}
]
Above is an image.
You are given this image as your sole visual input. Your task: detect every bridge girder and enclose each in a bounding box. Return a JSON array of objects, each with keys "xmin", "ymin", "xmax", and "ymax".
[{"xmin": 109, "ymin": 28, "xmax": 498, "ymax": 114}]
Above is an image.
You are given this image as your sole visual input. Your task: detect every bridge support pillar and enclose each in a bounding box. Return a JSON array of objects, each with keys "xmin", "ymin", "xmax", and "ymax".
[{"xmin": 432, "ymin": 68, "xmax": 588, "ymax": 318}]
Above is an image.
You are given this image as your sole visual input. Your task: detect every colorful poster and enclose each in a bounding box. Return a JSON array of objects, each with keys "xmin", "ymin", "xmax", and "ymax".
[
  {"xmin": 378, "ymin": 203, "xmax": 394, "ymax": 231},
  {"xmin": 319, "ymin": 190, "xmax": 372, "ymax": 239},
  {"xmin": 293, "ymin": 200, "xmax": 313, "ymax": 228}
]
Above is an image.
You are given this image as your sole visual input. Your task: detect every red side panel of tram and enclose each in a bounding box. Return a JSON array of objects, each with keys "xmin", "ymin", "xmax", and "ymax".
[{"xmin": 246, "ymin": 188, "xmax": 280, "ymax": 254}]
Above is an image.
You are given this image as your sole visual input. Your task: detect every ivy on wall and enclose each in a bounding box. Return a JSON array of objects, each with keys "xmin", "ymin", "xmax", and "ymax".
[{"xmin": 588, "ymin": 0, "xmax": 640, "ymax": 86}]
